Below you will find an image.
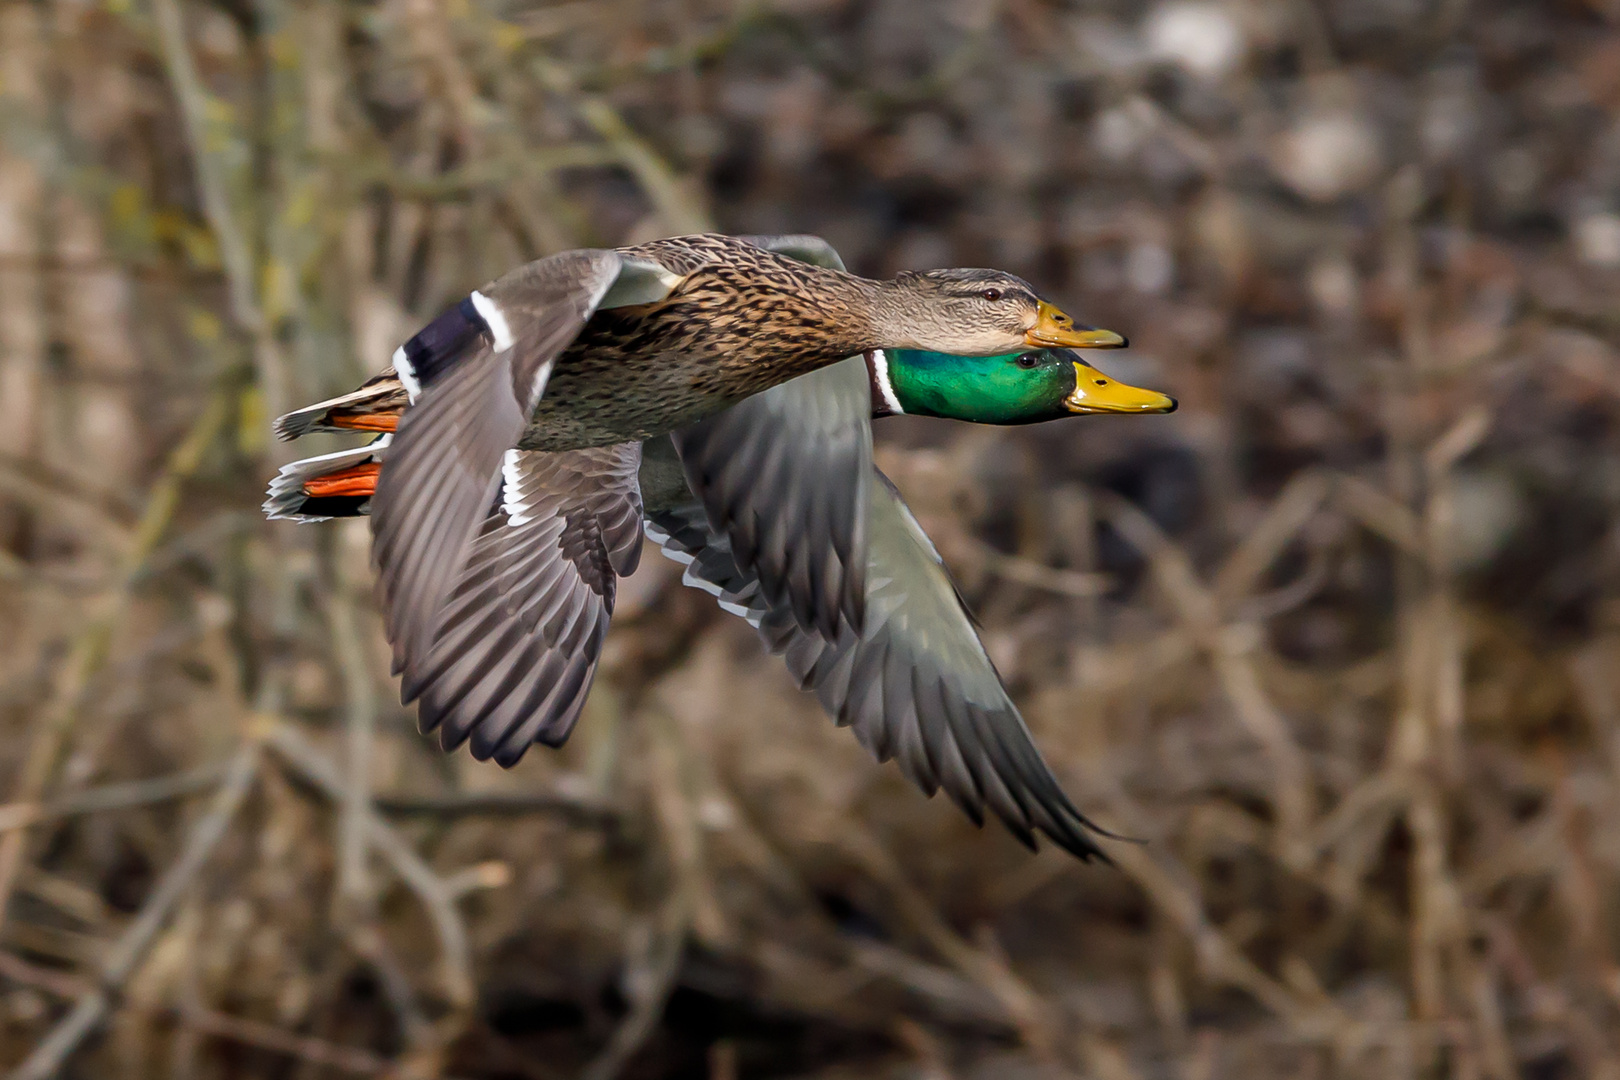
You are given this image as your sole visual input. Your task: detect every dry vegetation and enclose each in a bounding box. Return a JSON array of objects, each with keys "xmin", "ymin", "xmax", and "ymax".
[{"xmin": 1, "ymin": 0, "xmax": 1620, "ymax": 1076}]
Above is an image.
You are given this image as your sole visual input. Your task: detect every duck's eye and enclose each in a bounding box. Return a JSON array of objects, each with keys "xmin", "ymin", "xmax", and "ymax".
[
  {"xmin": 1016, "ymin": 354, "xmax": 1039, "ymax": 369},
  {"xmin": 980, "ymin": 288, "xmax": 1003, "ymax": 301}
]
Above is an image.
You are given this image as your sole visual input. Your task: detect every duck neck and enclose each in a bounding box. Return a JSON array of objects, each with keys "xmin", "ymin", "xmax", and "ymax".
[
  {"xmin": 868, "ymin": 349, "xmax": 1070, "ymax": 424},
  {"xmin": 840, "ymin": 276, "xmax": 938, "ymax": 353},
  {"xmin": 799, "ymin": 269, "xmax": 893, "ymax": 356}
]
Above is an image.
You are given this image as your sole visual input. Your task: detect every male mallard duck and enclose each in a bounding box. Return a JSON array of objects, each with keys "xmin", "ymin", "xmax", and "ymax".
[{"xmin": 268, "ymin": 342, "xmax": 1175, "ymax": 860}]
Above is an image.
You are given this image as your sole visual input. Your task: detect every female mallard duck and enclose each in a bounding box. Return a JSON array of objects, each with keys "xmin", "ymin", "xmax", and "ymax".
[{"xmin": 268, "ymin": 341, "xmax": 1175, "ymax": 860}]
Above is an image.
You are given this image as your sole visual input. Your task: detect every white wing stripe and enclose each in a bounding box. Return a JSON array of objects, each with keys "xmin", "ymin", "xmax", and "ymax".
[
  {"xmin": 469, "ymin": 290, "xmax": 515, "ymax": 352},
  {"xmin": 392, "ymin": 345, "xmax": 422, "ymax": 403},
  {"xmin": 501, "ymin": 449, "xmax": 533, "ymax": 526}
]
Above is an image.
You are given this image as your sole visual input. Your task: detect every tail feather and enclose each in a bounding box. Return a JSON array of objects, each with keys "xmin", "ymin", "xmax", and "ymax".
[
  {"xmin": 263, "ymin": 438, "xmax": 389, "ymax": 522},
  {"xmin": 272, "ymin": 371, "xmax": 409, "ymax": 441}
]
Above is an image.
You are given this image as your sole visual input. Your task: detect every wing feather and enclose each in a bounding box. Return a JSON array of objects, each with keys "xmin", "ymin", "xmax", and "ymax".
[
  {"xmin": 371, "ymin": 249, "xmax": 628, "ymax": 683},
  {"xmin": 645, "ymin": 469, "xmax": 1114, "ymax": 862},
  {"xmin": 409, "ymin": 443, "xmax": 644, "ymax": 765},
  {"xmin": 673, "ymin": 356, "xmax": 871, "ymax": 640}
]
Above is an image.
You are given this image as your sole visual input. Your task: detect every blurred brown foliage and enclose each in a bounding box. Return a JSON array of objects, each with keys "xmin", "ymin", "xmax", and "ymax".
[{"xmin": 2, "ymin": 0, "xmax": 1620, "ymax": 1076}]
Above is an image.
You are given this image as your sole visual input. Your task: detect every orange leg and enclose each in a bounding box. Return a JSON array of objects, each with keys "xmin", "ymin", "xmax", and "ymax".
[
  {"xmin": 304, "ymin": 462, "xmax": 382, "ymax": 499},
  {"xmin": 330, "ymin": 411, "xmax": 399, "ymax": 433}
]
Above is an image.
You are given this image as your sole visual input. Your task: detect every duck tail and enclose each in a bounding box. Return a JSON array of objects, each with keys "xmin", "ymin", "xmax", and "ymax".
[
  {"xmin": 263, "ymin": 438, "xmax": 389, "ymax": 522},
  {"xmin": 272, "ymin": 371, "xmax": 409, "ymax": 441}
]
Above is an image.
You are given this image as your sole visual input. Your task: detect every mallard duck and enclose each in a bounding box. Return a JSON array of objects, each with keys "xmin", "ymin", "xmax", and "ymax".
[
  {"xmin": 269, "ymin": 340, "xmax": 1175, "ymax": 859},
  {"xmin": 351, "ymin": 233, "xmax": 1125, "ymax": 699}
]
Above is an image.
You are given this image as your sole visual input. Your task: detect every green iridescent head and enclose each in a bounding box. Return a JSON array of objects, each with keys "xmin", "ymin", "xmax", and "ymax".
[{"xmin": 869, "ymin": 348, "xmax": 1176, "ymax": 425}]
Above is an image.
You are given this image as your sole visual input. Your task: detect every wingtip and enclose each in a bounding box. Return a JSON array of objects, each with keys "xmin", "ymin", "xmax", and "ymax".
[
  {"xmin": 1039, "ymin": 809, "xmax": 1137, "ymax": 865},
  {"xmin": 492, "ymin": 742, "xmax": 531, "ymax": 768}
]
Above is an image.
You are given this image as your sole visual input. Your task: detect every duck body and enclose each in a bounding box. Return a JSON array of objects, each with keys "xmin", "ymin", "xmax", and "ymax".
[{"xmin": 518, "ymin": 235, "xmax": 873, "ymax": 450}]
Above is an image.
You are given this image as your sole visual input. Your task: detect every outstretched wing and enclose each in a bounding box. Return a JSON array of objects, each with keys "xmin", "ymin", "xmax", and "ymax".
[
  {"xmin": 643, "ymin": 466, "xmax": 1113, "ymax": 862},
  {"xmin": 371, "ymin": 250, "xmax": 677, "ymax": 683},
  {"xmin": 407, "ymin": 443, "xmax": 644, "ymax": 766},
  {"xmin": 671, "ymin": 235, "xmax": 871, "ymax": 641}
]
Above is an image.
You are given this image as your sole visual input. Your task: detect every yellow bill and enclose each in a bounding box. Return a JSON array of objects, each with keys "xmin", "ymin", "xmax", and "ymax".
[{"xmin": 1065, "ymin": 361, "xmax": 1177, "ymax": 414}]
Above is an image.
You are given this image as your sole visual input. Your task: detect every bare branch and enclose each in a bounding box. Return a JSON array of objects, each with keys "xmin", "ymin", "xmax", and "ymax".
[
  {"xmin": 262, "ymin": 721, "xmax": 475, "ymax": 1012},
  {"xmin": 0, "ymin": 388, "xmax": 233, "ymax": 931},
  {"xmin": 10, "ymin": 742, "xmax": 260, "ymax": 1080}
]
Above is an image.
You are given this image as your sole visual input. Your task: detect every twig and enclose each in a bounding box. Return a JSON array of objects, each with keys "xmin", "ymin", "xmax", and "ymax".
[
  {"xmin": 0, "ymin": 387, "xmax": 233, "ymax": 932},
  {"xmin": 149, "ymin": 0, "xmax": 290, "ymax": 429},
  {"xmin": 971, "ymin": 539, "xmax": 1110, "ymax": 599},
  {"xmin": 325, "ymin": 555, "xmax": 436, "ymax": 1047},
  {"xmin": 1334, "ymin": 473, "xmax": 1424, "ymax": 555},
  {"xmin": 0, "ymin": 950, "xmax": 84, "ymax": 998},
  {"xmin": 644, "ymin": 710, "xmax": 725, "ymax": 946},
  {"xmin": 575, "ymin": 711, "xmax": 703, "ymax": 1080},
  {"xmin": 1090, "ymin": 795, "xmax": 1345, "ymax": 1036},
  {"xmin": 0, "ymin": 949, "xmax": 390, "ymax": 1075},
  {"xmin": 1212, "ymin": 470, "xmax": 1330, "ymax": 603},
  {"xmin": 838, "ymin": 826, "xmax": 1062, "ymax": 1063},
  {"xmin": 577, "ymin": 894, "xmax": 687, "ymax": 1080},
  {"xmin": 10, "ymin": 741, "xmax": 261, "ymax": 1080},
  {"xmin": 846, "ymin": 942, "xmax": 1007, "ymax": 1028},
  {"xmin": 178, "ymin": 1003, "xmax": 391, "ymax": 1076},
  {"xmin": 0, "ymin": 761, "xmax": 229, "ymax": 834},
  {"xmin": 326, "ymin": 551, "xmax": 378, "ymax": 915},
  {"xmin": 1101, "ymin": 494, "xmax": 1315, "ymax": 871},
  {"xmin": 373, "ymin": 787, "xmax": 618, "ymax": 826},
  {"xmin": 262, "ymin": 721, "xmax": 475, "ymax": 1012},
  {"xmin": 0, "ymin": 454, "xmax": 132, "ymax": 552},
  {"xmin": 532, "ymin": 59, "xmax": 713, "ymax": 235},
  {"xmin": 348, "ymin": 143, "xmax": 624, "ymax": 197},
  {"xmin": 150, "ymin": 0, "xmax": 256, "ymax": 335}
]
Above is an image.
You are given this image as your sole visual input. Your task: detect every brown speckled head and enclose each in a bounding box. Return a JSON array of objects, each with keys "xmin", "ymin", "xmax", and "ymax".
[{"xmin": 870, "ymin": 268, "xmax": 1128, "ymax": 357}]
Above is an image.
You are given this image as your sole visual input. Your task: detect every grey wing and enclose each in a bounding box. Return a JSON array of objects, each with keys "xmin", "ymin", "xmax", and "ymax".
[
  {"xmin": 673, "ymin": 356, "xmax": 871, "ymax": 641},
  {"xmin": 371, "ymin": 249, "xmax": 674, "ymax": 683},
  {"xmin": 645, "ymin": 469, "xmax": 1113, "ymax": 863},
  {"xmin": 640, "ymin": 455, "xmax": 766, "ymax": 626},
  {"xmin": 406, "ymin": 444, "xmax": 644, "ymax": 767},
  {"xmin": 733, "ymin": 235, "xmax": 848, "ymax": 272},
  {"xmin": 671, "ymin": 232, "xmax": 867, "ymax": 641}
]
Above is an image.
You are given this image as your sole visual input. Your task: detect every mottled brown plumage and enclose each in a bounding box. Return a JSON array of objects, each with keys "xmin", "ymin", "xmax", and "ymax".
[{"xmin": 509, "ymin": 235, "xmax": 1003, "ymax": 450}]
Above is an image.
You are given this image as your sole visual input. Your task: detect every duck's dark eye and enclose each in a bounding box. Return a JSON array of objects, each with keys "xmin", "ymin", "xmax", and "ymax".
[
  {"xmin": 1016, "ymin": 354, "xmax": 1039, "ymax": 369},
  {"xmin": 980, "ymin": 288, "xmax": 1003, "ymax": 301}
]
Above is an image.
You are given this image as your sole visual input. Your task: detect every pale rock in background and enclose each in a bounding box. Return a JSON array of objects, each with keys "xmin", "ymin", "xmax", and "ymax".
[
  {"xmin": 1273, "ymin": 110, "xmax": 1384, "ymax": 203},
  {"xmin": 1144, "ymin": 1, "xmax": 1247, "ymax": 80}
]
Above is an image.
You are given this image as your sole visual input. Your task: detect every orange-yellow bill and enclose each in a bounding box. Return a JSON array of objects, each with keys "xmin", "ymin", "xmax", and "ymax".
[{"xmin": 1024, "ymin": 300, "xmax": 1128, "ymax": 350}]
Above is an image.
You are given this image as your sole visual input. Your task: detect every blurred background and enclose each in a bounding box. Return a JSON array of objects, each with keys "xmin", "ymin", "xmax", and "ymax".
[{"xmin": 1, "ymin": 0, "xmax": 1619, "ymax": 1076}]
